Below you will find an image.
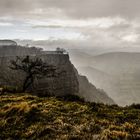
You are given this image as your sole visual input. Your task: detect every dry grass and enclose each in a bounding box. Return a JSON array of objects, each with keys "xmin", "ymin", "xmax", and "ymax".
[{"xmin": 1, "ymin": 94, "xmax": 140, "ymax": 139}]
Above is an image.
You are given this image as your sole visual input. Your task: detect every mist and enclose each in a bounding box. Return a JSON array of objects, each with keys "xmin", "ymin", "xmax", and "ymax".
[{"xmin": 11, "ymin": 39, "xmax": 140, "ymax": 106}]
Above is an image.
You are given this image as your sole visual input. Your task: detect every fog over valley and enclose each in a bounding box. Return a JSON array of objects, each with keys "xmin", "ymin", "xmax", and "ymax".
[{"xmin": 13, "ymin": 39, "xmax": 140, "ymax": 106}]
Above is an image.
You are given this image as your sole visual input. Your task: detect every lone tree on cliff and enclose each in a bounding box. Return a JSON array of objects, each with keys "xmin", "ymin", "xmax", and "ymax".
[
  {"xmin": 56, "ymin": 47, "xmax": 67, "ymax": 54},
  {"xmin": 9, "ymin": 56, "xmax": 56, "ymax": 92}
]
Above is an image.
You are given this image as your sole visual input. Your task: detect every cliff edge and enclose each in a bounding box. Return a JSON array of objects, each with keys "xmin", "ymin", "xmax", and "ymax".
[{"xmin": 0, "ymin": 45, "xmax": 114, "ymax": 104}]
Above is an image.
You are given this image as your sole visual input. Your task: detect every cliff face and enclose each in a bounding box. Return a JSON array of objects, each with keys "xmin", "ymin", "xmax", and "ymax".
[
  {"xmin": 0, "ymin": 54, "xmax": 79, "ymax": 96},
  {"xmin": 0, "ymin": 45, "xmax": 114, "ymax": 104},
  {"xmin": 34, "ymin": 54, "xmax": 79, "ymax": 96}
]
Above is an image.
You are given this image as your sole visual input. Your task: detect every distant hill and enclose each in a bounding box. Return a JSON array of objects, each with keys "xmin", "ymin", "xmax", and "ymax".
[
  {"xmin": 70, "ymin": 51, "xmax": 140, "ymax": 106},
  {"xmin": 78, "ymin": 66, "xmax": 111, "ymax": 85},
  {"xmin": 78, "ymin": 75, "xmax": 115, "ymax": 104},
  {"xmin": 91, "ymin": 52, "xmax": 140, "ymax": 105},
  {"xmin": 0, "ymin": 40, "xmax": 17, "ymax": 46},
  {"xmin": 92, "ymin": 52, "xmax": 140, "ymax": 74},
  {"xmin": 69, "ymin": 49, "xmax": 93, "ymax": 67}
]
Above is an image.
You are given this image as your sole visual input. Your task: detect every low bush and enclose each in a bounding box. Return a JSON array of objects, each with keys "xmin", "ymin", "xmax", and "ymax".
[
  {"xmin": 57, "ymin": 94, "xmax": 85, "ymax": 102},
  {"xmin": 2, "ymin": 85, "xmax": 20, "ymax": 93}
]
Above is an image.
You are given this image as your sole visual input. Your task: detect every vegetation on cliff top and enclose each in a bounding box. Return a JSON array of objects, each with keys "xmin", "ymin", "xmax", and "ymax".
[{"xmin": 1, "ymin": 93, "xmax": 140, "ymax": 140}]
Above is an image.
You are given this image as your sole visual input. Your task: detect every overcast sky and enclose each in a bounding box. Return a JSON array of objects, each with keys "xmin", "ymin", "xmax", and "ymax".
[{"xmin": 0, "ymin": 0, "xmax": 140, "ymax": 49}]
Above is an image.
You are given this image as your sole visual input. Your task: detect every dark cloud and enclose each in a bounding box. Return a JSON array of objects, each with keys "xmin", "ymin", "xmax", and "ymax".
[
  {"xmin": 0, "ymin": 0, "xmax": 140, "ymax": 47},
  {"xmin": 0, "ymin": 0, "xmax": 140, "ymax": 19},
  {"xmin": 0, "ymin": 0, "xmax": 31, "ymax": 14}
]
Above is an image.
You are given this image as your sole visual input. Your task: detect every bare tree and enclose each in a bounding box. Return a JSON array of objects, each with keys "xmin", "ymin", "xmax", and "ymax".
[{"xmin": 9, "ymin": 56, "xmax": 56, "ymax": 92}]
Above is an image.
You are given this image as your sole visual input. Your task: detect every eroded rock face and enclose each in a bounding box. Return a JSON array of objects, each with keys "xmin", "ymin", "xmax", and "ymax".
[
  {"xmin": 0, "ymin": 46, "xmax": 114, "ymax": 104},
  {"xmin": 34, "ymin": 54, "xmax": 79, "ymax": 96},
  {"xmin": 0, "ymin": 54, "xmax": 79, "ymax": 96}
]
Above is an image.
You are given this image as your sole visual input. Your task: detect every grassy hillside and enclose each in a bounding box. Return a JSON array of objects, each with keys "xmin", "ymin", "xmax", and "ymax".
[{"xmin": 1, "ymin": 94, "xmax": 140, "ymax": 140}]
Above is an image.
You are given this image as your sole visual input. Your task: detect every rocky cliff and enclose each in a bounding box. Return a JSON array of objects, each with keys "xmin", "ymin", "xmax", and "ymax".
[
  {"xmin": 0, "ymin": 54, "xmax": 79, "ymax": 97},
  {"xmin": 34, "ymin": 54, "xmax": 79, "ymax": 96},
  {"xmin": 0, "ymin": 45, "xmax": 114, "ymax": 104}
]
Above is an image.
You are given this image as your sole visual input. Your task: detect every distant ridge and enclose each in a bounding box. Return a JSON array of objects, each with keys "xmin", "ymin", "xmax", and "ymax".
[{"xmin": 0, "ymin": 39, "xmax": 17, "ymax": 46}]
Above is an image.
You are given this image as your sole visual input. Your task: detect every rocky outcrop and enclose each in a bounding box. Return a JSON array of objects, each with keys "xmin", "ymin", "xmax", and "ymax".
[
  {"xmin": 0, "ymin": 45, "xmax": 114, "ymax": 104},
  {"xmin": 34, "ymin": 54, "xmax": 79, "ymax": 96},
  {"xmin": 0, "ymin": 54, "xmax": 79, "ymax": 96}
]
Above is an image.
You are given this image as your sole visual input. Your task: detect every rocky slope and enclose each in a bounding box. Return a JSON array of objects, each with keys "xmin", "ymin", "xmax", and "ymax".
[
  {"xmin": 70, "ymin": 50, "xmax": 140, "ymax": 106},
  {"xmin": 78, "ymin": 75, "xmax": 114, "ymax": 104}
]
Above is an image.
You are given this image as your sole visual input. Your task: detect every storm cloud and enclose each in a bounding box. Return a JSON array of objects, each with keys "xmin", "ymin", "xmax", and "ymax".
[
  {"xmin": 0, "ymin": 0, "xmax": 140, "ymax": 19},
  {"xmin": 0, "ymin": 0, "xmax": 140, "ymax": 48}
]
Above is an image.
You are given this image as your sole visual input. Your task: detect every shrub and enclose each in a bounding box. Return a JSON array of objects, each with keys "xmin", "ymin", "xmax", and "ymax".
[
  {"xmin": 57, "ymin": 94, "xmax": 85, "ymax": 102},
  {"xmin": 129, "ymin": 104, "xmax": 140, "ymax": 109},
  {"xmin": 2, "ymin": 85, "xmax": 20, "ymax": 93}
]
